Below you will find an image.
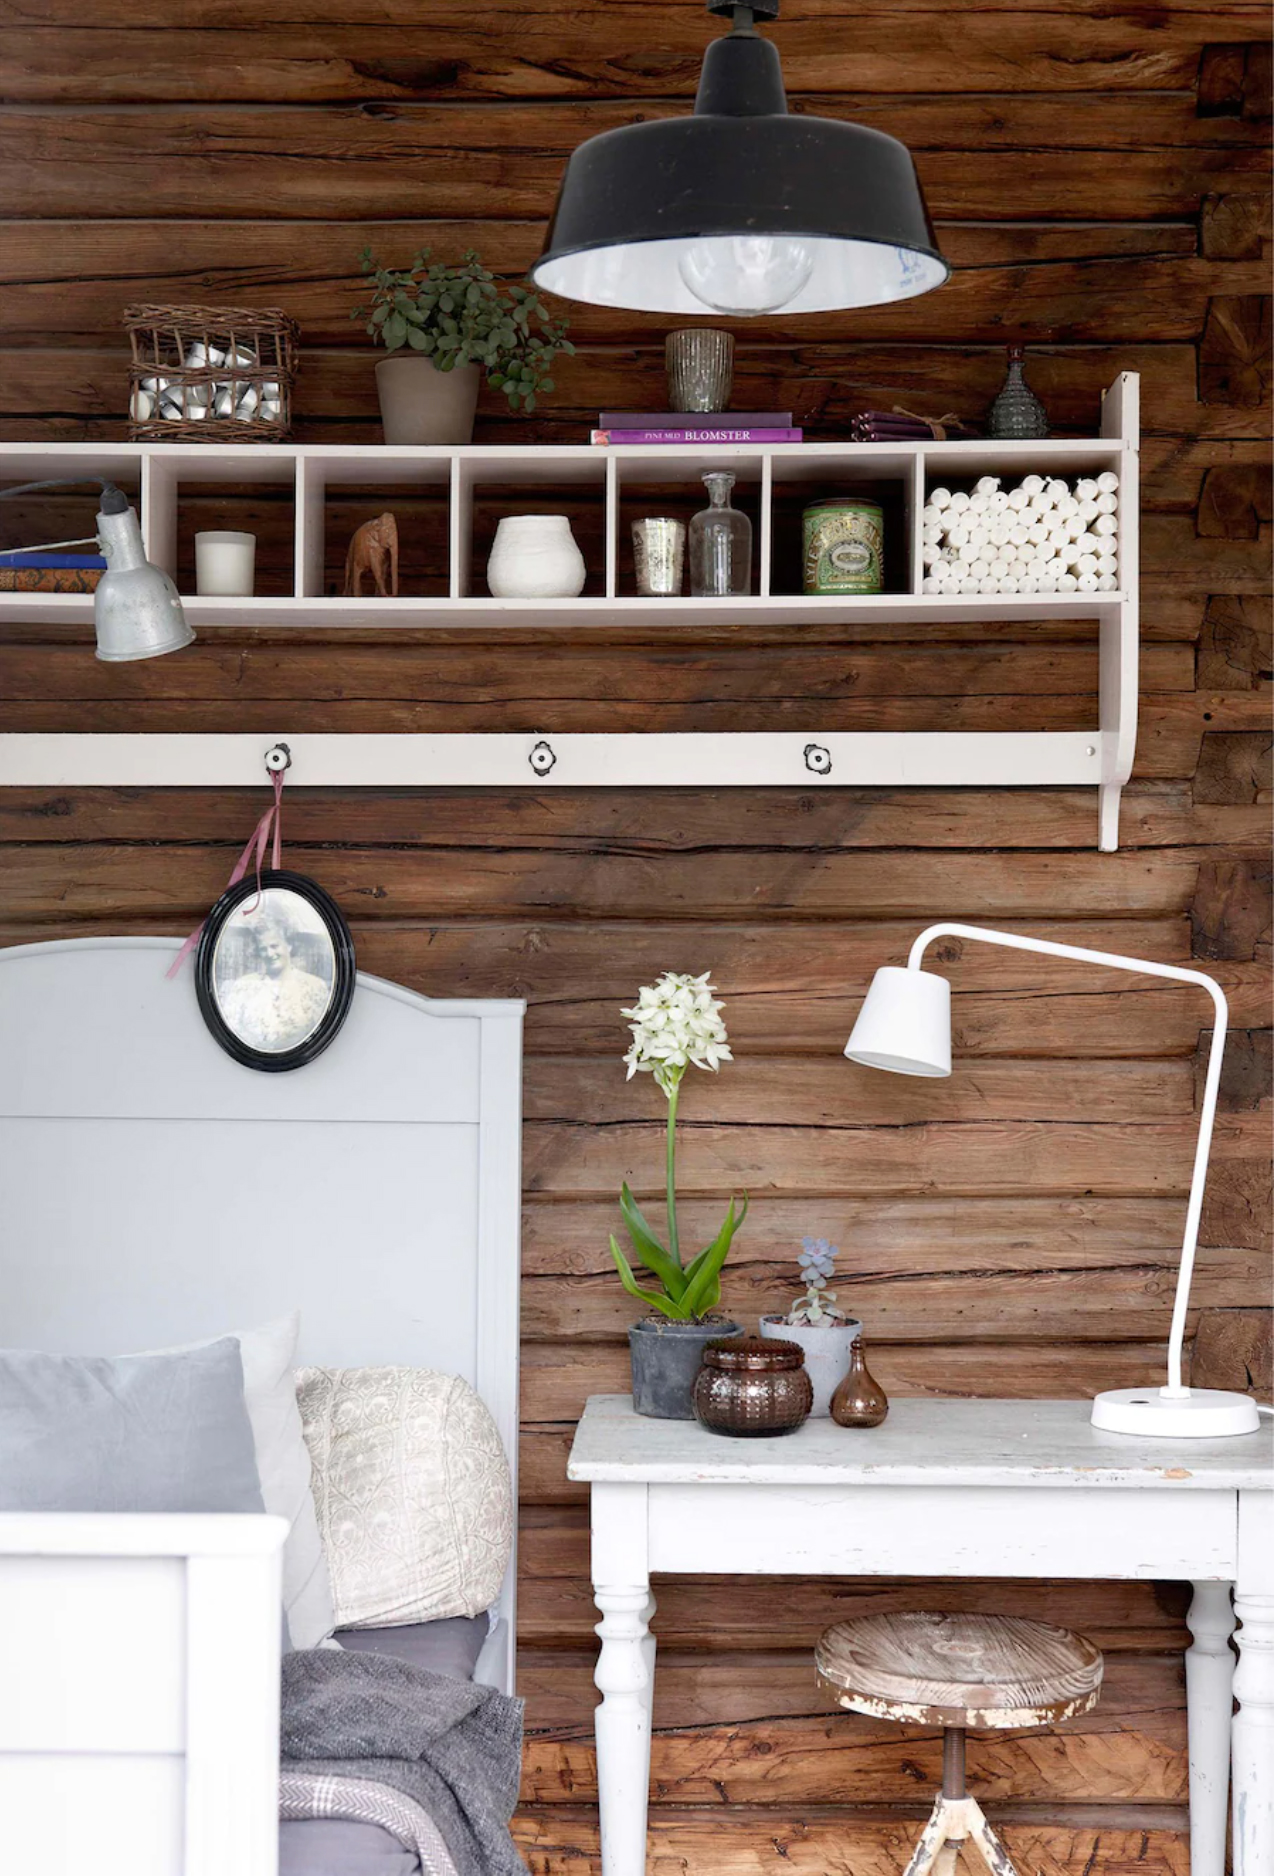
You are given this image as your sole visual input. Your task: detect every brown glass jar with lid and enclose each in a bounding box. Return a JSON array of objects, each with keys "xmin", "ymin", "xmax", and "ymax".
[{"xmin": 692, "ymin": 1335, "xmax": 813, "ymax": 1437}]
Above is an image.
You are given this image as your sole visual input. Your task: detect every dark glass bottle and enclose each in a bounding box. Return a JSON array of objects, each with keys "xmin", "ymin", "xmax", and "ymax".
[
  {"xmin": 987, "ymin": 344, "xmax": 1049, "ymax": 440},
  {"xmin": 830, "ymin": 1337, "xmax": 889, "ymax": 1428}
]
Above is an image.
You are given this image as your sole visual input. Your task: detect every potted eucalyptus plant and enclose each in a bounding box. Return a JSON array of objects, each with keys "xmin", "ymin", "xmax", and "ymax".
[
  {"xmin": 760, "ymin": 1237, "xmax": 862, "ymax": 1416},
  {"xmin": 356, "ymin": 247, "xmax": 573, "ymax": 445},
  {"xmin": 612, "ymin": 971, "xmax": 747, "ymax": 1419}
]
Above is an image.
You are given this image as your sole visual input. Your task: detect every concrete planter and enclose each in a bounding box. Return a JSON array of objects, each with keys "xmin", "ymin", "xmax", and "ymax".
[
  {"xmin": 759, "ymin": 1314, "xmax": 862, "ymax": 1417},
  {"xmin": 375, "ymin": 354, "xmax": 481, "ymax": 446},
  {"xmin": 628, "ymin": 1318, "xmax": 744, "ymax": 1420}
]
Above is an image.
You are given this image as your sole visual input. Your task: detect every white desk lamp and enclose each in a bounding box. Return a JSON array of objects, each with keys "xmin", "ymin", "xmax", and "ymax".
[{"xmin": 845, "ymin": 922, "xmax": 1261, "ymax": 1439}]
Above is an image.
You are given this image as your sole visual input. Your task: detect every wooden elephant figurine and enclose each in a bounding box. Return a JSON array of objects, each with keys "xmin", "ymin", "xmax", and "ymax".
[{"xmin": 343, "ymin": 512, "xmax": 399, "ymax": 597}]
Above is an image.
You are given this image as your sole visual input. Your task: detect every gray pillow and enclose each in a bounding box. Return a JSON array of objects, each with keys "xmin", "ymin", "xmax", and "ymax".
[
  {"xmin": 335, "ymin": 1614, "xmax": 489, "ymax": 1683},
  {"xmin": 0, "ymin": 1337, "xmax": 265, "ymax": 1514}
]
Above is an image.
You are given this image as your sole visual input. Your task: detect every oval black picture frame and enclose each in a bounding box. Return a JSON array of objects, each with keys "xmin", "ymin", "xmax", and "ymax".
[{"xmin": 195, "ymin": 868, "xmax": 356, "ymax": 1073}]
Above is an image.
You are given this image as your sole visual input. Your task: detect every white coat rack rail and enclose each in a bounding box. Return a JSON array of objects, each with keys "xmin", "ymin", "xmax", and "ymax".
[{"xmin": 0, "ymin": 376, "xmax": 1138, "ymax": 850}]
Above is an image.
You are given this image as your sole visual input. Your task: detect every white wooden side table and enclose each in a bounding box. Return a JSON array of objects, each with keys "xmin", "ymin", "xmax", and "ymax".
[{"xmin": 568, "ymin": 1396, "xmax": 1273, "ymax": 1876}]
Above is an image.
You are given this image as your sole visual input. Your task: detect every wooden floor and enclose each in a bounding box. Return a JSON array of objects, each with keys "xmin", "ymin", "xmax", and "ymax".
[{"xmin": 0, "ymin": 1, "xmax": 1270, "ymax": 1867}]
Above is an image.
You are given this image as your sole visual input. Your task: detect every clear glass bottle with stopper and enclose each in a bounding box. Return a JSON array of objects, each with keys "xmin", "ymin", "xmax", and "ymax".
[{"xmin": 689, "ymin": 471, "xmax": 752, "ymax": 597}]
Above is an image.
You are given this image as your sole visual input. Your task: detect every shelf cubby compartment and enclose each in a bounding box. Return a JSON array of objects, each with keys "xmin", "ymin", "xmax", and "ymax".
[
  {"xmin": 767, "ymin": 446, "xmax": 921, "ymax": 598},
  {"xmin": 295, "ymin": 450, "xmax": 452, "ymax": 600},
  {"xmin": 142, "ymin": 446, "xmax": 298, "ymax": 598},
  {"xmin": 452, "ymin": 448, "xmax": 612, "ymax": 600},
  {"xmin": 613, "ymin": 446, "xmax": 767, "ymax": 598}
]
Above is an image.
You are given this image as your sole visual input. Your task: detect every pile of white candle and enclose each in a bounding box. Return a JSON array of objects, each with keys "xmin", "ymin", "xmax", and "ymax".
[{"xmin": 921, "ymin": 472, "xmax": 1119, "ymax": 596}]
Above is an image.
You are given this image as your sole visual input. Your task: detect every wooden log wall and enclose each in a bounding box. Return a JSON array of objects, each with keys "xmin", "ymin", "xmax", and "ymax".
[{"xmin": 1, "ymin": 3, "xmax": 1270, "ymax": 1868}]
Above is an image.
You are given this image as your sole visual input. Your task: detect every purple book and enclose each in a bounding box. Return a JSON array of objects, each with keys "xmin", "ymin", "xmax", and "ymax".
[
  {"xmin": 592, "ymin": 427, "xmax": 802, "ymax": 445},
  {"xmin": 598, "ymin": 410, "xmax": 793, "ymax": 430}
]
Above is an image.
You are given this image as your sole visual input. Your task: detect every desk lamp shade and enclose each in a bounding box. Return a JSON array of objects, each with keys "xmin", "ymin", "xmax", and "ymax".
[
  {"xmin": 531, "ymin": 1, "xmax": 949, "ymax": 317},
  {"xmin": 843, "ymin": 923, "xmax": 1263, "ymax": 1441},
  {"xmin": 844, "ymin": 966, "xmax": 951, "ymax": 1078},
  {"xmin": 94, "ymin": 488, "xmax": 193, "ymax": 662}
]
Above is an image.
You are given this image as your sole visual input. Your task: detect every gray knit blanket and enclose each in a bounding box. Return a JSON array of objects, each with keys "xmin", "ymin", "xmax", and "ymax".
[{"xmin": 280, "ymin": 1649, "xmax": 528, "ymax": 1876}]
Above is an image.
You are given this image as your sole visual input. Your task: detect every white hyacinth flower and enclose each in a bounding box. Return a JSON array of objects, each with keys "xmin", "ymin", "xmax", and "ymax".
[{"xmin": 622, "ymin": 970, "xmax": 732, "ymax": 1095}]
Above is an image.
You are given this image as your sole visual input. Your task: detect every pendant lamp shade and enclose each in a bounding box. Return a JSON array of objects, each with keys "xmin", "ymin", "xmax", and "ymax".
[{"xmin": 531, "ymin": 10, "xmax": 949, "ymax": 317}]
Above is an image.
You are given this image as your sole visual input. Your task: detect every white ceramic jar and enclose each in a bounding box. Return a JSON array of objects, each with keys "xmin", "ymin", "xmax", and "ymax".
[{"xmin": 487, "ymin": 515, "xmax": 586, "ymax": 599}]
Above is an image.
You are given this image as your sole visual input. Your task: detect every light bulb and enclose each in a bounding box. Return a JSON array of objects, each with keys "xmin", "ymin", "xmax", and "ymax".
[{"xmin": 678, "ymin": 235, "xmax": 816, "ymax": 315}]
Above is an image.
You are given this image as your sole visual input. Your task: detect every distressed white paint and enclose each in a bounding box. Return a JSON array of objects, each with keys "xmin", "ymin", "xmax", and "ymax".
[
  {"xmin": 0, "ymin": 382, "xmax": 1139, "ymax": 846},
  {"xmin": 0, "ymin": 937, "xmax": 526, "ymax": 1871},
  {"xmin": 0, "ymin": 1513, "xmax": 286, "ymax": 1876},
  {"xmin": 573, "ymin": 1394, "xmax": 1273, "ymax": 1876}
]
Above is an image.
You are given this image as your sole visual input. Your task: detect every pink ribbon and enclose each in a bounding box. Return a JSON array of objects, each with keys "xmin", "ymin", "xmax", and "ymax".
[{"xmin": 167, "ymin": 770, "xmax": 285, "ymax": 979}]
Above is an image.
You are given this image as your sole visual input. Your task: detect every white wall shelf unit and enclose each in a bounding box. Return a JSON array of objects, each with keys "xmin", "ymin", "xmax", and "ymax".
[{"xmin": 0, "ymin": 375, "xmax": 1138, "ymax": 849}]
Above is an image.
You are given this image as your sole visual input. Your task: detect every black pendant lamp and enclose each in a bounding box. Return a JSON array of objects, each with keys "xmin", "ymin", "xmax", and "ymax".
[{"xmin": 531, "ymin": 0, "xmax": 949, "ymax": 317}]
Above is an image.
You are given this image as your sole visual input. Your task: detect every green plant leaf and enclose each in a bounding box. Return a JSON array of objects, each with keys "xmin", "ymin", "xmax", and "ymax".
[
  {"xmin": 618, "ymin": 1185, "xmax": 687, "ymax": 1298},
  {"xmin": 680, "ymin": 1194, "xmax": 749, "ymax": 1318},
  {"xmin": 610, "ymin": 1236, "xmax": 689, "ymax": 1320}
]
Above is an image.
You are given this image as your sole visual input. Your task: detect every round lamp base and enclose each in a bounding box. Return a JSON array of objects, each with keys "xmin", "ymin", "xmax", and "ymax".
[{"xmin": 1091, "ymin": 1386, "xmax": 1262, "ymax": 1439}]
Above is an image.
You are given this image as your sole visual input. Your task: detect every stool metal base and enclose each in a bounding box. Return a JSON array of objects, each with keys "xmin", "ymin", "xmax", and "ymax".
[
  {"xmin": 901, "ymin": 1730, "xmax": 1020, "ymax": 1876},
  {"xmin": 902, "ymin": 1794, "xmax": 1020, "ymax": 1876}
]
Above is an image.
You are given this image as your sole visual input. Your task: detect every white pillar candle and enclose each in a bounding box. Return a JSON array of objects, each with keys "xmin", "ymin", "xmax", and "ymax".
[
  {"xmin": 1026, "ymin": 521, "xmax": 1049, "ymax": 545},
  {"xmin": 1008, "ymin": 524, "xmax": 1029, "ymax": 548},
  {"xmin": 988, "ymin": 490, "xmax": 1010, "ymax": 513},
  {"xmin": 1093, "ymin": 513, "xmax": 1118, "ymax": 537},
  {"xmin": 974, "ymin": 475, "xmax": 1000, "ymax": 495},
  {"xmin": 1097, "ymin": 572, "xmax": 1118, "ymax": 591},
  {"xmin": 1064, "ymin": 514, "xmax": 1085, "ymax": 540},
  {"xmin": 1096, "ymin": 471, "xmax": 1119, "ymax": 494},
  {"xmin": 1045, "ymin": 478, "xmax": 1069, "ymax": 504},
  {"xmin": 1058, "ymin": 571, "xmax": 1078, "ymax": 592},
  {"xmin": 949, "ymin": 491, "xmax": 970, "ymax": 513},
  {"xmin": 1095, "ymin": 492, "xmax": 1118, "ymax": 515},
  {"xmin": 195, "ymin": 530, "xmax": 255, "ymax": 596},
  {"xmin": 1076, "ymin": 553, "xmax": 1099, "ymax": 576},
  {"xmin": 1007, "ymin": 488, "xmax": 1030, "ymax": 512},
  {"xmin": 988, "ymin": 557, "xmax": 1009, "ymax": 582},
  {"xmin": 999, "ymin": 574, "xmax": 1019, "ymax": 593},
  {"xmin": 958, "ymin": 575, "xmax": 981, "ymax": 594},
  {"xmin": 930, "ymin": 487, "xmax": 952, "ymax": 509},
  {"xmin": 1077, "ymin": 499, "xmax": 1100, "ymax": 524},
  {"xmin": 958, "ymin": 542, "xmax": 979, "ymax": 563},
  {"xmin": 1021, "ymin": 474, "xmax": 1045, "ymax": 498},
  {"xmin": 978, "ymin": 576, "xmax": 999, "ymax": 595},
  {"xmin": 946, "ymin": 523, "xmax": 969, "ymax": 547},
  {"xmin": 1075, "ymin": 478, "xmax": 1098, "ymax": 501},
  {"xmin": 922, "ymin": 504, "xmax": 942, "ymax": 526},
  {"xmin": 922, "ymin": 575, "xmax": 942, "ymax": 593}
]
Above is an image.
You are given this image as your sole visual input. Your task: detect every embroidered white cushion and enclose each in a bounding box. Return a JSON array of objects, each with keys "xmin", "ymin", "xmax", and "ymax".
[{"xmin": 296, "ymin": 1366, "xmax": 513, "ymax": 1629}]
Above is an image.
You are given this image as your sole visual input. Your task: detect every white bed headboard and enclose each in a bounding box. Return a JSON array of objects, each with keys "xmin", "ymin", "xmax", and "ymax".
[{"xmin": 0, "ymin": 936, "xmax": 524, "ymax": 1680}]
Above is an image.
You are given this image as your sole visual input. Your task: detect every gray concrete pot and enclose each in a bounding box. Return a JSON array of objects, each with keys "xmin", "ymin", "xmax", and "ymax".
[
  {"xmin": 759, "ymin": 1314, "xmax": 862, "ymax": 1417},
  {"xmin": 629, "ymin": 1318, "xmax": 744, "ymax": 1420},
  {"xmin": 375, "ymin": 354, "xmax": 481, "ymax": 445}
]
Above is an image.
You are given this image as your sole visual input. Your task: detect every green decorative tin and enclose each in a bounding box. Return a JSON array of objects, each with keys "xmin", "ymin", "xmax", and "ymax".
[{"xmin": 802, "ymin": 499, "xmax": 884, "ymax": 595}]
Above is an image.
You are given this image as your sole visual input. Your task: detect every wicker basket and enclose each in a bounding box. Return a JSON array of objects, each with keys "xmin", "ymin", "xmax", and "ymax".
[{"xmin": 124, "ymin": 303, "xmax": 299, "ymax": 442}]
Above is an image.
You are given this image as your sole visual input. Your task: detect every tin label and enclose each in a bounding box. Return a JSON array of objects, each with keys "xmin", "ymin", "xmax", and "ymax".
[{"xmin": 803, "ymin": 504, "xmax": 884, "ymax": 595}]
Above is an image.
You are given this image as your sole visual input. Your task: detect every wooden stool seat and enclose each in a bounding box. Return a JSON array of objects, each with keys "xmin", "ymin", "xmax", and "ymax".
[
  {"xmin": 816, "ymin": 1610, "xmax": 1103, "ymax": 1728},
  {"xmin": 816, "ymin": 1612, "xmax": 1103, "ymax": 1876}
]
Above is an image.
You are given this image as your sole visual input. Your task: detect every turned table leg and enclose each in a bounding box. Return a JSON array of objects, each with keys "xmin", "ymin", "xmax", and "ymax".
[
  {"xmin": 1187, "ymin": 1580, "xmax": 1237, "ymax": 1876},
  {"xmin": 591, "ymin": 1483, "xmax": 652, "ymax": 1876}
]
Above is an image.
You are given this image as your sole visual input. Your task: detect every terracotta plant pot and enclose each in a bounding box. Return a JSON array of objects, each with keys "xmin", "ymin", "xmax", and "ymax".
[
  {"xmin": 375, "ymin": 354, "xmax": 481, "ymax": 446},
  {"xmin": 759, "ymin": 1314, "xmax": 862, "ymax": 1418},
  {"xmin": 628, "ymin": 1318, "xmax": 743, "ymax": 1420}
]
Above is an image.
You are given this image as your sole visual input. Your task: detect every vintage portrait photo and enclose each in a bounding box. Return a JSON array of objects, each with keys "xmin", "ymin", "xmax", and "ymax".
[{"xmin": 196, "ymin": 873, "xmax": 355, "ymax": 1069}]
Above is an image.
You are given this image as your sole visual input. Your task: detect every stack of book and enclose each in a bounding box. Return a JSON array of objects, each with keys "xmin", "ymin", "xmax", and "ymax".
[
  {"xmin": 592, "ymin": 411, "xmax": 801, "ymax": 444},
  {"xmin": 0, "ymin": 551, "xmax": 106, "ymax": 593}
]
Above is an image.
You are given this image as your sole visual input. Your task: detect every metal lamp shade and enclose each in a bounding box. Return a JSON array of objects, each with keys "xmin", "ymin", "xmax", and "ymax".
[
  {"xmin": 844, "ymin": 966, "xmax": 952, "ymax": 1078},
  {"xmin": 532, "ymin": 29, "xmax": 948, "ymax": 315},
  {"xmin": 94, "ymin": 502, "xmax": 194, "ymax": 663}
]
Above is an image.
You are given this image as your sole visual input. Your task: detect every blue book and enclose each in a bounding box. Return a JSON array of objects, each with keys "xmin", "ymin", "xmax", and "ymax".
[{"xmin": 0, "ymin": 551, "xmax": 107, "ymax": 569}]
